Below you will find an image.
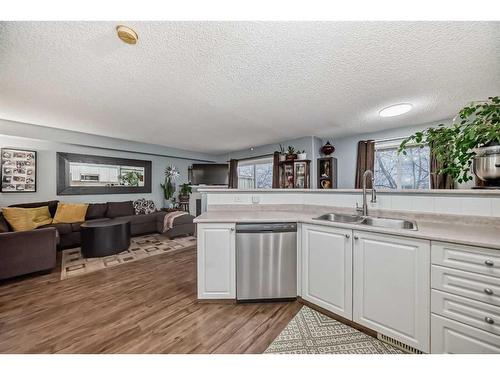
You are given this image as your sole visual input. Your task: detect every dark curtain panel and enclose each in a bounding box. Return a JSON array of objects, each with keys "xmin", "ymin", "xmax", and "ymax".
[
  {"xmin": 272, "ymin": 152, "xmax": 280, "ymax": 188},
  {"xmin": 430, "ymin": 144, "xmax": 454, "ymax": 189},
  {"xmin": 228, "ymin": 159, "xmax": 239, "ymax": 189},
  {"xmin": 355, "ymin": 140, "xmax": 375, "ymax": 189}
]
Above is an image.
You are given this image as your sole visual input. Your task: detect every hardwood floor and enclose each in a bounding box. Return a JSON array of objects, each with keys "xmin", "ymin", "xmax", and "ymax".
[{"xmin": 0, "ymin": 247, "xmax": 302, "ymax": 354}]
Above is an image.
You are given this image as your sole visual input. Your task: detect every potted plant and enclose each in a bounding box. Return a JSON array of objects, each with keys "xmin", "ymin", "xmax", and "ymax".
[
  {"xmin": 160, "ymin": 165, "xmax": 180, "ymax": 208},
  {"xmin": 278, "ymin": 144, "xmax": 286, "ymax": 162},
  {"xmin": 286, "ymin": 146, "xmax": 297, "ymax": 161},
  {"xmin": 178, "ymin": 183, "xmax": 192, "ymax": 204},
  {"xmin": 399, "ymin": 96, "xmax": 500, "ymax": 185},
  {"xmin": 296, "ymin": 150, "xmax": 307, "ymax": 160}
]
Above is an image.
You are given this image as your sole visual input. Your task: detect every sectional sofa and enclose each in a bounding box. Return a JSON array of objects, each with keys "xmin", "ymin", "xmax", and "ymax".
[{"xmin": 0, "ymin": 200, "xmax": 195, "ymax": 280}]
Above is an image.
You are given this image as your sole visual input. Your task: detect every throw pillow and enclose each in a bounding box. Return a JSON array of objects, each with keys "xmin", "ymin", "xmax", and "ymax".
[
  {"xmin": 52, "ymin": 203, "xmax": 89, "ymax": 224},
  {"xmin": 106, "ymin": 201, "xmax": 135, "ymax": 218},
  {"xmin": 9, "ymin": 200, "xmax": 59, "ymax": 217},
  {"xmin": 133, "ymin": 198, "xmax": 157, "ymax": 215},
  {"xmin": 2, "ymin": 206, "xmax": 53, "ymax": 231},
  {"xmin": 85, "ymin": 203, "xmax": 108, "ymax": 220}
]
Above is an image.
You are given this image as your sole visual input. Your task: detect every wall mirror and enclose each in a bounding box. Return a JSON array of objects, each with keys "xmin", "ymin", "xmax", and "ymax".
[{"xmin": 57, "ymin": 152, "xmax": 152, "ymax": 195}]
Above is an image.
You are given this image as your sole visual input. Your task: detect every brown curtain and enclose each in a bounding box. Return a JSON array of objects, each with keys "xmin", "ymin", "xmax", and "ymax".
[
  {"xmin": 272, "ymin": 151, "xmax": 280, "ymax": 188},
  {"xmin": 430, "ymin": 144, "xmax": 454, "ymax": 189},
  {"xmin": 228, "ymin": 159, "xmax": 238, "ymax": 189},
  {"xmin": 355, "ymin": 140, "xmax": 375, "ymax": 189}
]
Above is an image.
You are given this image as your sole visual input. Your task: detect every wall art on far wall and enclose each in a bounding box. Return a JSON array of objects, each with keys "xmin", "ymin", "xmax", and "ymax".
[{"xmin": 1, "ymin": 148, "xmax": 37, "ymax": 193}]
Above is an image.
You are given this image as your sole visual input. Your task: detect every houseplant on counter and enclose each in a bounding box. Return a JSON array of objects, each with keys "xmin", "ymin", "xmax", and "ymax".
[
  {"xmin": 278, "ymin": 144, "xmax": 286, "ymax": 162},
  {"xmin": 286, "ymin": 146, "xmax": 297, "ymax": 161},
  {"xmin": 296, "ymin": 150, "xmax": 307, "ymax": 160},
  {"xmin": 398, "ymin": 96, "xmax": 500, "ymax": 186},
  {"xmin": 160, "ymin": 165, "xmax": 180, "ymax": 208},
  {"xmin": 178, "ymin": 183, "xmax": 192, "ymax": 205}
]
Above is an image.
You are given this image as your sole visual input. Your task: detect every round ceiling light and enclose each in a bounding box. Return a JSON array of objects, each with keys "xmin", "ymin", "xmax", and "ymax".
[
  {"xmin": 116, "ymin": 25, "xmax": 138, "ymax": 45},
  {"xmin": 379, "ymin": 103, "xmax": 413, "ymax": 117}
]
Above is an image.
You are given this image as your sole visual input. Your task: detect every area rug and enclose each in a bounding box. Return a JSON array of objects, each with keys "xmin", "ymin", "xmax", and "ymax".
[
  {"xmin": 61, "ymin": 234, "xmax": 196, "ymax": 280},
  {"xmin": 265, "ymin": 306, "xmax": 403, "ymax": 354}
]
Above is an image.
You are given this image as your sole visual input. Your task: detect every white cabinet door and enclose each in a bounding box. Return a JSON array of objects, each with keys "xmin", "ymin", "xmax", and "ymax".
[
  {"xmin": 431, "ymin": 314, "xmax": 500, "ymax": 353},
  {"xmin": 353, "ymin": 231, "xmax": 430, "ymax": 352},
  {"xmin": 301, "ymin": 224, "xmax": 353, "ymax": 319},
  {"xmin": 197, "ymin": 223, "xmax": 236, "ymax": 299}
]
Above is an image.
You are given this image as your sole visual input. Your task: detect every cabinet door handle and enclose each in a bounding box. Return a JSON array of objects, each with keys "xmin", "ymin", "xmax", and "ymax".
[
  {"xmin": 230, "ymin": 227, "xmax": 235, "ymax": 231},
  {"xmin": 484, "ymin": 288, "xmax": 494, "ymax": 295},
  {"xmin": 484, "ymin": 260, "xmax": 494, "ymax": 266},
  {"xmin": 345, "ymin": 234, "xmax": 350, "ymax": 239},
  {"xmin": 353, "ymin": 236, "xmax": 359, "ymax": 240},
  {"xmin": 485, "ymin": 317, "xmax": 495, "ymax": 324}
]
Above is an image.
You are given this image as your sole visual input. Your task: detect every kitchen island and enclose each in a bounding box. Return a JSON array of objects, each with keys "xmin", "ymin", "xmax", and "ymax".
[{"xmin": 194, "ymin": 197, "xmax": 500, "ymax": 354}]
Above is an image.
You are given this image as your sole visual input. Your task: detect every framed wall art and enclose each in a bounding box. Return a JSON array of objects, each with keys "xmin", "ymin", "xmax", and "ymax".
[{"xmin": 1, "ymin": 148, "xmax": 37, "ymax": 192}]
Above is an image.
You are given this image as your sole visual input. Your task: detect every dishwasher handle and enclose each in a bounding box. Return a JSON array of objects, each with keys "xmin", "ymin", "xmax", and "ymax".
[{"xmin": 236, "ymin": 222, "xmax": 297, "ymax": 233}]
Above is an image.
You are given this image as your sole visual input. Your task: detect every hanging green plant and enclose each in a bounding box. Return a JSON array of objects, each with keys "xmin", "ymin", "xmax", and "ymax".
[{"xmin": 398, "ymin": 96, "xmax": 500, "ymax": 183}]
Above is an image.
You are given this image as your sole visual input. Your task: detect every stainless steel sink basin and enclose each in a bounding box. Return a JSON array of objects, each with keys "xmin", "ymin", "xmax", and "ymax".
[
  {"xmin": 314, "ymin": 212, "xmax": 418, "ymax": 230},
  {"xmin": 314, "ymin": 213, "xmax": 364, "ymax": 223},
  {"xmin": 360, "ymin": 217, "xmax": 417, "ymax": 230}
]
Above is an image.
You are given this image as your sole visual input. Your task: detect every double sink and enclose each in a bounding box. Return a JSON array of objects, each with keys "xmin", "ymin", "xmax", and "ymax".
[{"xmin": 314, "ymin": 213, "xmax": 417, "ymax": 230}]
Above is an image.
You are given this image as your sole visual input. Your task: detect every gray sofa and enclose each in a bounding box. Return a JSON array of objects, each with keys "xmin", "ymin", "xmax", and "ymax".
[
  {"xmin": 0, "ymin": 200, "xmax": 195, "ymax": 280},
  {"xmin": 0, "ymin": 227, "xmax": 57, "ymax": 280}
]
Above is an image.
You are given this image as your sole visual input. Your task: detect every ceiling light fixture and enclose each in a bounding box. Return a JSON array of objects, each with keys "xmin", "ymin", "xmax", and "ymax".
[
  {"xmin": 379, "ymin": 103, "xmax": 413, "ymax": 118},
  {"xmin": 116, "ymin": 25, "xmax": 138, "ymax": 45}
]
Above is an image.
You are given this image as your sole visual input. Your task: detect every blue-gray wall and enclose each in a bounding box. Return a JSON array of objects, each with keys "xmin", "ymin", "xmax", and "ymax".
[
  {"xmin": 0, "ymin": 119, "xmax": 218, "ymax": 208},
  {"xmin": 332, "ymin": 120, "xmax": 451, "ymax": 188},
  {"xmin": 219, "ymin": 120, "xmax": 452, "ymax": 189},
  {"xmin": 217, "ymin": 136, "xmax": 324, "ymax": 188}
]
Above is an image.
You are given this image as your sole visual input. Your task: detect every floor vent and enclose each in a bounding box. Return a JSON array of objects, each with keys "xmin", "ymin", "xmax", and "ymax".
[{"xmin": 377, "ymin": 334, "xmax": 423, "ymax": 354}]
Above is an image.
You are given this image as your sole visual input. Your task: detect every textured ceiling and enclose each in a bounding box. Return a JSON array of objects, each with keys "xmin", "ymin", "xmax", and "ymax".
[{"xmin": 0, "ymin": 21, "xmax": 499, "ymax": 154}]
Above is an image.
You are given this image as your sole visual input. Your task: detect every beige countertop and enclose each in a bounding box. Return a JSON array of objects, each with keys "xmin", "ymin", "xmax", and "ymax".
[{"xmin": 194, "ymin": 209, "xmax": 500, "ymax": 250}]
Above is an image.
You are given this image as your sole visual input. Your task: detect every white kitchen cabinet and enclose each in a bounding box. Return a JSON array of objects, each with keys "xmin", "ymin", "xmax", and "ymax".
[
  {"xmin": 197, "ymin": 223, "xmax": 236, "ymax": 299},
  {"xmin": 431, "ymin": 314, "xmax": 500, "ymax": 353},
  {"xmin": 353, "ymin": 231, "xmax": 430, "ymax": 352},
  {"xmin": 301, "ymin": 224, "xmax": 353, "ymax": 319}
]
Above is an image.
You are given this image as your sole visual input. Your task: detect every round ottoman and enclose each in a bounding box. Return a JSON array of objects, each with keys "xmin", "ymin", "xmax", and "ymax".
[{"xmin": 80, "ymin": 218, "xmax": 131, "ymax": 258}]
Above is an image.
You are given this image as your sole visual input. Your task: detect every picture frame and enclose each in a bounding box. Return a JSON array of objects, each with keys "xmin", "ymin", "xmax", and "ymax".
[{"xmin": 1, "ymin": 148, "xmax": 37, "ymax": 193}]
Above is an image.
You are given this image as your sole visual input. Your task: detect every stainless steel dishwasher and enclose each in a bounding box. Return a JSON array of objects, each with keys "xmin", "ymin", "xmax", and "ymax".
[{"xmin": 236, "ymin": 222, "xmax": 297, "ymax": 301}]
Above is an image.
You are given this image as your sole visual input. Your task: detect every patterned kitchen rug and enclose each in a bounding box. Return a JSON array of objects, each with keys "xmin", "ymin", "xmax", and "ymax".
[
  {"xmin": 61, "ymin": 234, "xmax": 196, "ymax": 280},
  {"xmin": 265, "ymin": 306, "xmax": 404, "ymax": 354}
]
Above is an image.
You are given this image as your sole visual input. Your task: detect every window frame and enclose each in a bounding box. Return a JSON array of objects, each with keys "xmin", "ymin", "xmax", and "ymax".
[
  {"xmin": 237, "ymin": 156, "xmax": 274, "ymax": 189},
  {"xmin": 374, "ymin": 140, "xmax": 430, "ymax": 190}
]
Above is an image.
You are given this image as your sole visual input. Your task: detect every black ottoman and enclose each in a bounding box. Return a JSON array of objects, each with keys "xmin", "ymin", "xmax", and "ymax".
[{"xmin": 81, "ymin": 218, "xmax": 131, "ymax": 258}]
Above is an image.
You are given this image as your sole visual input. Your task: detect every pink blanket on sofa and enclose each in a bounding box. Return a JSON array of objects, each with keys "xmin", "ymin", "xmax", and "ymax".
[{"xmin": 163, "ymin": 211, "xmax": 188, "ymax": 232}]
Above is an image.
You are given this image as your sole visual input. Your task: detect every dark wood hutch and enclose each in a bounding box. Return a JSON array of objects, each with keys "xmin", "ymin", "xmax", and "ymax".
[{"xmin": 279, "ymin": 159, "xmax": 311, "ymax": 188}]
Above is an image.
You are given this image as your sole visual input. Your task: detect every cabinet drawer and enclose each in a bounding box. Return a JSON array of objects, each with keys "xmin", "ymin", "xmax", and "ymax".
[
  {"xmin": 431, "ymin": 241, "xmax": 500, "ymax": 277},
  {"xmin": 431, "ymin": 265, "xmax": 500, "ymax": 307},
  {"xmin": 431, "ymin": 289, "xmax": 500, "ymax": 335},
  {"xmin": 431, "ymin": 314, "xmax": 500, "ymax": 353}
]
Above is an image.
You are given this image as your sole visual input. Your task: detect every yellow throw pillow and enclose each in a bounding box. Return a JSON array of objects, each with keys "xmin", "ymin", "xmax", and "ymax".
[
  {"xmin": 2, "ymin": 206, "xmax": 53, "ymax": 232},
  {"xmin": 52, "ymin": 202, "xmax": 89, "ymax": 224}
]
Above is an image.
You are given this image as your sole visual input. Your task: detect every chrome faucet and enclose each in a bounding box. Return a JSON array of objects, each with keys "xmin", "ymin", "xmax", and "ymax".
[{"xmin": 356, "ymin": 170, "xmax": 377, "ymax": 216}]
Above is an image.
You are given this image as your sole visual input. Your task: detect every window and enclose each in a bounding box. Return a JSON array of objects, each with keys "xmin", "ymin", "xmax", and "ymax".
[
  {"xmin": 237, "ymin": 157, "xmax": 273, "ymax": 189},
  {"xmin": 374, "ymin": 141, "xmax": 430, "ymax": 190}
]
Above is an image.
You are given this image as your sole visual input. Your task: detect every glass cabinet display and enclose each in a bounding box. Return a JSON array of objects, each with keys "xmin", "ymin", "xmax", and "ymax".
[{"xmin": 279, "ymin": 160, "xmax": 310, "ymax": 188}]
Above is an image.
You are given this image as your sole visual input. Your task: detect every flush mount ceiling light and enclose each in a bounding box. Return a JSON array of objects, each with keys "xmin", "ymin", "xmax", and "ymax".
[
  {"xmin": 379, "ymin": 103, "xmax": 413, "ymax": 118},
  {"xmin": 116, "ymin": 25, "xmax": 138, "ymax": 45}
]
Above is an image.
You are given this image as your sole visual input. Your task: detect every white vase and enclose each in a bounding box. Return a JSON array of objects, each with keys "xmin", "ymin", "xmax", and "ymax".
[{"xmin": 297, "ymin": 153, "xmax": 307, "ymax": 160}]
